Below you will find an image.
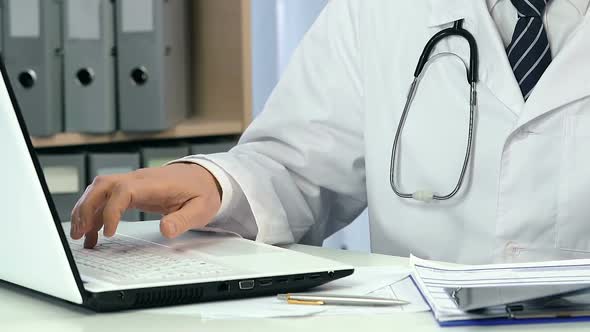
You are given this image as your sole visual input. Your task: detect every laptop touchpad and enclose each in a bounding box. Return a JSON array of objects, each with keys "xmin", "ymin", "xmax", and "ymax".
[{"xmin": 168, "ymin": 237, "xmax": 279, "ymax": 257}]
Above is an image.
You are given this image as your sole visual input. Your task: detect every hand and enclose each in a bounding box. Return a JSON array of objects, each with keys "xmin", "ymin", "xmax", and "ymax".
[{"xmin": 70, "ymin": 163, "xmax": 222, "ymax": 249}]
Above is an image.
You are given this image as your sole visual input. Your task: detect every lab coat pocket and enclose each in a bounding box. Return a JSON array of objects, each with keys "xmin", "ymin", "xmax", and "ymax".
[{"xmin": 557, "ymin": 99, "xmax": 590, "ymax": 252}]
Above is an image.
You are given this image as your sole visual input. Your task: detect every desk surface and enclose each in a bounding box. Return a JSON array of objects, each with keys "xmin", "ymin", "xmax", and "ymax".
[{"xmin": 2, "ymin": 228, "xmax": 589, "ymax": 332}]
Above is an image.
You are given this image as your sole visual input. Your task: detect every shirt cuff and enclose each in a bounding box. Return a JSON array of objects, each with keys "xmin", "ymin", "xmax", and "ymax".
[{"xmin": 167, "ymin": 156, "xmax": 235, "ymax": 221}]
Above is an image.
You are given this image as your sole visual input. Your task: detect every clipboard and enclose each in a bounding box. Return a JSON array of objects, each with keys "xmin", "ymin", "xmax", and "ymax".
[
  {"xmin": 409, "ymin": 255, "xmax": 590, "ymax": 327},
  {"xmin": 445, "ymin": 284, "xmax": 590, "ymax": 312},
  {"xmin": 436, "ymin": 285, "xmax": 590, "ymax": 326}
]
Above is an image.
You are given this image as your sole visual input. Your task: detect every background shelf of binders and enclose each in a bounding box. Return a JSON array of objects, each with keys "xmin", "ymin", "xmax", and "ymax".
[
  {"xmin": 32, "ymin": 111, "xmax": 244, "ymax": 148},
  {"xmin": 30, "ymin": 0, "xmax": 253, "ymax": 149}
]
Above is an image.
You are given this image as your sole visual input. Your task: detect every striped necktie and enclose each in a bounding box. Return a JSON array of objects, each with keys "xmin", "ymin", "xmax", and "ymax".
[{"xmin": 506, "ymin": 0, "xmax": 552, "ymax": 100}]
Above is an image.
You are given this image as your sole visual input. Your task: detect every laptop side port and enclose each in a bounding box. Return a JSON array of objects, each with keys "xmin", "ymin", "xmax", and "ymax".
[
  {"xmin": 239, "ymin": 280, "xmax": 255, "ymax": 290},
  {"xmin": 309, "ymin": 273, "xmax": 321, "ymax": 280},
  {"xmin": 276, "ymin": 277, "xmax": 289, "ymax": 284},
  {"xmin": 258, "ymin": 278, "xmax": 273, "ymax": 287},
  {"xmin": 217, "ymin": 281, "xmax": 230, "ymax": 293},
  {"xmin": 293, "ymin": 275, "xmax": 305, "ymax": 281}
]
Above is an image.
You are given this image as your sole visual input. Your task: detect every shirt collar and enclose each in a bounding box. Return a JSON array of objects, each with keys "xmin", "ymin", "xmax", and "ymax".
[{"xmin": 487, "ymin": 0, "xmax": 590, "ymax": 15}]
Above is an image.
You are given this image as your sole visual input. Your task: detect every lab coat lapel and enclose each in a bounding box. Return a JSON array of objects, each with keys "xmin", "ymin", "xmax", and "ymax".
[
  {"xmin": 514, "ymin": 14, "xmax": 590, "ymax": 131},
  {"xmin": 428, "ymin": 0, "xmax": 525, "ymax": 117}
]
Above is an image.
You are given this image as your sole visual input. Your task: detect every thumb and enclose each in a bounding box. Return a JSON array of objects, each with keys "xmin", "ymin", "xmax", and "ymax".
[{"xmin": 160, "ymin": 198, "xmax": 213, "ymax": 239}]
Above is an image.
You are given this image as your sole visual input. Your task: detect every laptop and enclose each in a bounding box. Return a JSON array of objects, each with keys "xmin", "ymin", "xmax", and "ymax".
[{"xmin": 0, "ymin": 59, "xmax": 354, "ymax": 312}]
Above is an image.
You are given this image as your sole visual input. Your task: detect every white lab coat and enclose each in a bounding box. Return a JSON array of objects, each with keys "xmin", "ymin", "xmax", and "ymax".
[{"xmin": 192, "ymin": 0, "xmax": 590, "ymax": 264}]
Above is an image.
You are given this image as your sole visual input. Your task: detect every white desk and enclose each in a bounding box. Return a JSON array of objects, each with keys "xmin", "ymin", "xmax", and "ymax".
[{"xmin": 2, "ymin": 230, "xmax": 589, "ymax": 332}]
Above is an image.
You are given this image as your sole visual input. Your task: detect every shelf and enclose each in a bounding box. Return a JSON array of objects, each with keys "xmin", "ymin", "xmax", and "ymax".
[{"xmin": 32, "ymin": 112, "xmax": 244, "ymax": 148}]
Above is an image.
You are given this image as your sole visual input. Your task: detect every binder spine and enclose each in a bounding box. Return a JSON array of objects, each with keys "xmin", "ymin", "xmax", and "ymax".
[
  {"xmin": 3, "ymin": 0, "xmax": 64, "ymax": 137},
  {"xmin": 117, "ymin": 0, "xmax": 188, "ymax": 132},
  {"xmin": 63, "ymin": 0, "xmax": 116, "ymax": 133}
]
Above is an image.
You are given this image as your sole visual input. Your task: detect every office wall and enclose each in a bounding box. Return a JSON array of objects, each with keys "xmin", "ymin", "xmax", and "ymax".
[
  {"xmin": 250, "ymin": 0, "xmax": 370, "ymax": 252},
  {"xmin": 251, "ymin": 0, "xmax": 327, "ymax": 117},
  {"xmin": 251, "ymin": 0, "xmax": 279, "ymax": 118},
  {"xmin": 275, "ymin": 0, "xmax": 328, "ymax": 74}
]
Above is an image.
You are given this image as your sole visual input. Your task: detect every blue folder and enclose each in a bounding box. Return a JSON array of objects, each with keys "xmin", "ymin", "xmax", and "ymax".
[{"xmin": 440, "ymin": 316, "xmax": 590, "ymax": 327}]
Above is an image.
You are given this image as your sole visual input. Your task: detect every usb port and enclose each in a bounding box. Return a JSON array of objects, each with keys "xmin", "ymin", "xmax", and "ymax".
[
  {"xmin": 276, "ymin": 278, "xmax": 288, "ymax": 284},
  {"xmin": 239, "ymin": 280, "xmax": 255, "ymax": 290},
  {"xmin": 217, "ymin": 282, "xmax": 230, "ymax": 293},
  {"xmin": 293, "ymin": 275, "xmax": 305, "ymax": 281},
  {"xmin": 258, "ymin": 278, "xmax": 273, "ymax": 287},
  {"xmin": 309, "ymin": 273, "xmax": 321, "ymax": 280}
]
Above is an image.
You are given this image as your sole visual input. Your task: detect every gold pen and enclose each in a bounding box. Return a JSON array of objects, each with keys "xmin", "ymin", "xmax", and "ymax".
[{"xmin": 277, "ymin": 293, "xmax": 409, "ymax": 306}]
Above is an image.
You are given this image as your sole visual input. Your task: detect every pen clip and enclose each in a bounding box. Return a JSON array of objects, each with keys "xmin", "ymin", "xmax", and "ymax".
[
  {"xmin": 287, "ymin": 299, "xmax": 325, "ymax": 306},
  {"xmin": 281, "ymin": 293, "xmax": 325, "ymax": 305}
]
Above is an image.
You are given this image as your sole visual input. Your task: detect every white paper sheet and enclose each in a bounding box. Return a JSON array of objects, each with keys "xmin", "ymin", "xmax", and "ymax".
[
  {"xmin": 149, "ymin": 266, "xmax": 430, "ymax": 320},
  {"xmin": 316, "ymin": 274, "xmax": 430, "ymax": 317}
]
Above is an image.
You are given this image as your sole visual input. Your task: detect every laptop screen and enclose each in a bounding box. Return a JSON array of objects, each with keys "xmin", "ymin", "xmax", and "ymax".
[{"xmin": 0, "ymin": 58, "xmax": 84, "ymax": 304}]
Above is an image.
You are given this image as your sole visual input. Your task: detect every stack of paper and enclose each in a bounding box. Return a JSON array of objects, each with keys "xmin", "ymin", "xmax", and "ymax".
[{"xmin": 410, "ymin": 256, "xmax": 590, "ymax": 326}]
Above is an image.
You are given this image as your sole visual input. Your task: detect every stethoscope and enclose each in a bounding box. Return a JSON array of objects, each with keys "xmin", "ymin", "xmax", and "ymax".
[{"xmin": 390, "ymin": 20, "xmax": 479, "ymax": 202}]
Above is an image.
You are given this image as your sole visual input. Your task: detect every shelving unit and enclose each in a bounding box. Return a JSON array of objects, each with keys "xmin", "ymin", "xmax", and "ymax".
[
  {"xmin": 32, "ymin": 112, "xmax": 244, "ymax": 148},
  {"xmin": 32, "ymin": 0, "xmax": 252, "ymax": 149}
]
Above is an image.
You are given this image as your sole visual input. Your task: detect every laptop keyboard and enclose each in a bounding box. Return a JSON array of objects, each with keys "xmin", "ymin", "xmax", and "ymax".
[{"xmin": 69, "ymin": 235, "xmax": 235, "ymax": 283}]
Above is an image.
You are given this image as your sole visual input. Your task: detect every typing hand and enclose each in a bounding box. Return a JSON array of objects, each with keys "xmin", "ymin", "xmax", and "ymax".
[{"xmin": 70, "ymin": 163, "xmax": 222, "ymax": 249}]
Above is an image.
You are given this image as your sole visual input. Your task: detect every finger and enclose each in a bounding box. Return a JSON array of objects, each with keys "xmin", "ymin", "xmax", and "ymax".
[
  {"xmin": 83, "ymin": 220, "xmax": 104, "ymax": 249},
  {"xmin": 102, "ymin": 182, "xmax": 134, "ymax": 237},
  {"xmin": 160, "ymin": 197, "xmax": 216, "ymax": 239},
  {"xmin": 71, "ymin": 184, "xmax": 105, "ymax": 239},
  {"xmin": 83, "ymin": 230, "xmax": 99, "ymax": 249},
  {"xmin": 75, "ymin": 176, "xmax": 117, "ymax": 237},
  {"xmin": 70, "ymin": 204, "xmax": 82, "ymax": 240},
  {"xmin": 70, "ymin": 186, "xmax": 94, "ymax": 239}
]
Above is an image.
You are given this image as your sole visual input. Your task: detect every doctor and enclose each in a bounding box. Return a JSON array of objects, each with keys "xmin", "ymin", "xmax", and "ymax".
[{"xmin": 71, "ymin": 0, "xmax": 590, "ymax": 264}]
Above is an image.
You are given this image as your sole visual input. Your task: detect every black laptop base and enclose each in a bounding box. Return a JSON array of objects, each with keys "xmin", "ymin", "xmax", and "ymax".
[{"xmin": 85, "ymin": 269, "xmax": 354, "ymax": 312}]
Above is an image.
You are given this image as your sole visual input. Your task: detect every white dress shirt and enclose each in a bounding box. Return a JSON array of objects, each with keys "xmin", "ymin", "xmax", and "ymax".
[{"xmin": 176, "ymin": 0, "xmax": 589, "ymax": 240}]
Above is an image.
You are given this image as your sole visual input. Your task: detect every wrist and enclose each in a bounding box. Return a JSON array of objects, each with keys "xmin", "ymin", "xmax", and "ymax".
[
  {"xmin": 176, "ymin": 162, "xmax": 223, "ymax": 202},
  {"xmin": 167, "ymin": 158, "xmax": 230, "ymax": 216},
  {"xmin": 195, "ymin": 164, "xmax": 223, "ymax": 202}
]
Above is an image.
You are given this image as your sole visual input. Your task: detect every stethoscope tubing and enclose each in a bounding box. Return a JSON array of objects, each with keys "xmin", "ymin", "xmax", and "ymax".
[{"xmin": 389, "ymin": 20, "xmax": 479, "ymax": 202}]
